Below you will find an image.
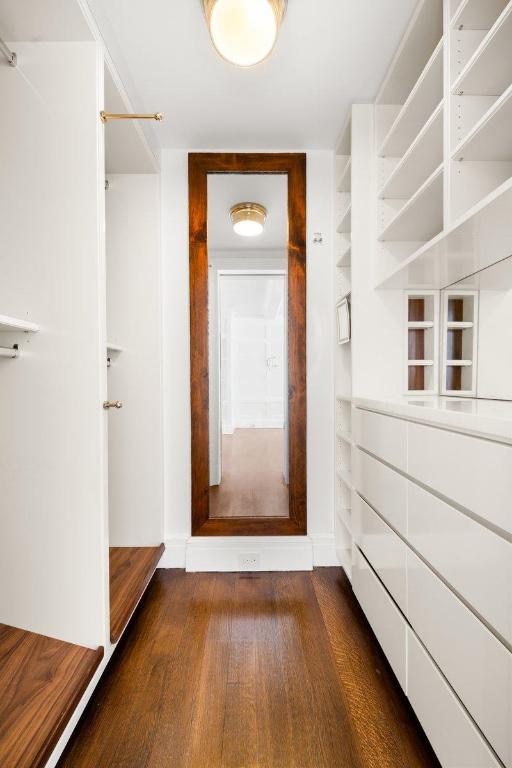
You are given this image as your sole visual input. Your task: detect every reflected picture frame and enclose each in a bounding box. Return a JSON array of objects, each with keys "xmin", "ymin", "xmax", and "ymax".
[{"xmin": 336, "ymin": 296, "xmax": 351, "ymax": 345}]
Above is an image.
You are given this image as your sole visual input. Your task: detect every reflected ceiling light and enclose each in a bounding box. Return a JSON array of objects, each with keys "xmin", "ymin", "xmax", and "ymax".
[
  {"xmin": 230, "ymin": 202, "xmax": 267, "ymax": 237},
  {"xmin": 203, "ymin": 0, "xmax": 287, "ymax": 67}
]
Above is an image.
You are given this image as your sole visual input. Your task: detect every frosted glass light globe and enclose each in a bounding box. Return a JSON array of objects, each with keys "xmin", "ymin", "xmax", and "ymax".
[{"xmin": 209, "ymin": 0, "xmax": 280, "ymax": 67}]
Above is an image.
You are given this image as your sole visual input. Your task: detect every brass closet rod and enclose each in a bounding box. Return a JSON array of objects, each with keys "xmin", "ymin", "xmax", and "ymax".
[{"xmin": 100, "ymin": 111, "xmax": 163, "ymax": 122}]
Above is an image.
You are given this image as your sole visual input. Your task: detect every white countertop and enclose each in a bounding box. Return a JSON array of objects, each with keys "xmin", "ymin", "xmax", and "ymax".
[{"xmin": 352, "ymin": 396, "xmax": 512, "ymax": 445}]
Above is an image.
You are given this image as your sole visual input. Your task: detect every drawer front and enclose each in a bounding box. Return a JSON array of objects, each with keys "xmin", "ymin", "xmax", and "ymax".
[
  {"xmin": 407, "ymin": 629, "xmax": 501, "ymax": 768},
  {"xmin": 352, "ymin": 493, "xmax": 407, "ymax": 613},
  {"xmin": 352, "ymin": 408, "xmax": 407, "ymax": 470},
  {"xmin": 408, "ymin": 482, "xmax": 512, "ymax": 644},
  {"xmin": 408, "ymin": 422, "xmax": 512, "ymax": 534},
  {"xmin": 353, "ymin": 447, "xmax": 407, "ymax": 535},
  {"xmin": 352, "ymin": 546, "xmax": 407, "ymax": 691},
  {"xmin": 407, "ymin": 550, "xmax": 512, "ymax": 767}
]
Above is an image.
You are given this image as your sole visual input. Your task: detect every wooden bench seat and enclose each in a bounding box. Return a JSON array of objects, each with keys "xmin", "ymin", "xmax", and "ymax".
[
  {"xmin": 0, "ymin": 624, "xmax": 103, "ymax": 768},
  {"xmin": 109, "ymin": 544, "xmax": 165, "ymax": 643}
]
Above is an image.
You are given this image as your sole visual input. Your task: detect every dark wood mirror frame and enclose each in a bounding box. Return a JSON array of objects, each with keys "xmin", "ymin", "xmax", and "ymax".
[{"xmin": 189, "ymin": 152, "xmax": 307, "ymax": 536}]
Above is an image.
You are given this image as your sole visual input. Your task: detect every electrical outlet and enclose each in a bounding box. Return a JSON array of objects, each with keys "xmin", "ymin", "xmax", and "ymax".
[{"xmin": 238, "ymin": 553, "xmax": 260, "ymax": 571}]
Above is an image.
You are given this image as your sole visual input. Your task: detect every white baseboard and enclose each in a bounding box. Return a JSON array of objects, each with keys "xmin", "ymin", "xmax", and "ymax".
[
  {"xmin": 159, "ymin": 535, "xmax": 188, "ymax": 569},
  {"xmin": 310, "ymin": 534, "xmax": 339, "ymax": 566},
  {"xmin": 159, "ymin": 533, "xmax": 338, "ymax": 572}
]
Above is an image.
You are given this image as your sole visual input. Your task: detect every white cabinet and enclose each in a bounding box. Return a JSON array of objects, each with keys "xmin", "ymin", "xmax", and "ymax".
[
  {"xmin": 352, "ymin": 408, "xmax": 407, "ymax": 470},
  {"xmin": 407, "ymin": 549, "xmax": 512, "ymax": 767},
  {"xmin": 352, "ymin": 493, "xmax": 407, "ymax": 613},
  {"xmin": 352, "ymin": 447, "xmax": 407, "ymax": 535},
  {"xmin": 408, "ymin": 481, "xmax": 512, "ymax": 643},
  {"xmin": 408, "ymin": 421, "xmax": 512, "ymax": 534},
  {"xmin": 352, "ymin": 547, "xmax": 407, "ymax": 691},
  {"xmin": 407, "ymin": 629, "xmax": 501, "ymax": 768}
]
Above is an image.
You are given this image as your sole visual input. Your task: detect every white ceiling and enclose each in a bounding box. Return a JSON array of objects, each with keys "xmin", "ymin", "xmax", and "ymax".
[
  {"xmin": 208, "ymin": 174, "xmax": 287, "ymax": 251},
  {"xmin": 85, "ymin": 0, "xmax": 418, "ymax": 150}
]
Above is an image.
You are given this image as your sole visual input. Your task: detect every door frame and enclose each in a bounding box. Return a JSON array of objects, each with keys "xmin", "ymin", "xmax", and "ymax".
[{"xmin": 189, "ymin": 152, "xmax": 307, "ymax": 536}]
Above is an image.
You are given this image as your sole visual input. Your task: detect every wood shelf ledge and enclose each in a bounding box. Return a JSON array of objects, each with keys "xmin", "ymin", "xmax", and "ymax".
[
  {"xmin": 110, "ymin": 544, "xmax": 165, "ymax": 644},
  {"xmin": 0, "ymin": 624, "xmax": 103, "ymax": 768},
  {"xmin": 0, "ymin": 315, "xmax": 39, "ymax": 334}
]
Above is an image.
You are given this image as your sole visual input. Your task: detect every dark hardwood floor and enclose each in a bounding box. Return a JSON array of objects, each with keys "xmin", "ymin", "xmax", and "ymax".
[{"xmin": 58, "ymin": 568, "xmax": 440, "ymax": 768}]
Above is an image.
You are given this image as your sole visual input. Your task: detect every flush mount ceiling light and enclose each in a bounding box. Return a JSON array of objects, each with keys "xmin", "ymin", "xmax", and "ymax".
[
  {"xmin": 230, "ymin": 202, "xmax": 267, "ymax": 237},
  {"xmin": 203, "ymin": 0, "xmax": 287, "ymax": 67}
]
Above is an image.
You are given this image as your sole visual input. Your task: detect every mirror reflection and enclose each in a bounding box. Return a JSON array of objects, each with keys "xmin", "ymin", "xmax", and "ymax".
[
  {"xmin": 207, "ymin": 174, "xmax": 289, "ymax": 517},
  {"xmin": 443, "ymin": 255, "xmax": 512, "ymax": 401}
]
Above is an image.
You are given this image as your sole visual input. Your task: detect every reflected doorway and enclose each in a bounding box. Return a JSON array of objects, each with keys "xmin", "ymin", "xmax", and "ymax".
[{"xmin": 210, "ymin": 271, "xmax": 288, "ymax": 517}]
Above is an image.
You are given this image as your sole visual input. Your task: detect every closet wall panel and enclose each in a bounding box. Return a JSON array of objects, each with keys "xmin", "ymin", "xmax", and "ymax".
[
  {"xmin": 0, "ymin": 41, "xmax": 106, "ymax": 648},
  {"xmin": 106, "ymin": 174, "xmax": 163, "ymax": 545}
]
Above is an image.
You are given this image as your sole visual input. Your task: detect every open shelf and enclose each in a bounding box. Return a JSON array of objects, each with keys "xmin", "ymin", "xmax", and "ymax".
[
  {"xmin": 106, "ymin": 342, "xmax": 123, "ymax": 354},
  {"xmin": 109, "ymin": 544, "xmax": 164, "ymax": 643},
  {"xmin": 379, "ymin": 40, "xmax": 443, "ymax": 158},
  {"xmin": 380, "ymin": 102, "xmax": 443, "ymax": 198},
  {"xmin": 453, "ymin": 82, "xmax": 512, "ymax": 160},
  {"xmin": 336, "ymin": 247, "xmax": 351, "ymax": 268},
  {"xmin": 452, "ymin": 1, "xmax": 512, "ymax": 95},
  {"xmin": 0, "ymin": 315, "xmax": 39, "ymax": 333},
  {"xmin": 379, "ymin": 165, "xmax": 443, "ymax": 242},
  {"xmin": 378, "ymin": 174, "xmax": 512, "ymax": 288},
  {"xmin": 337, "ymin": 158, "xmax": 351, "ymax": 193},
  {"xmin": 451, "ymin": 0, "xmax": 508, "ymax": 30},
  {"xmin": 408, "ymin": 321, "xmax": 434, "ymax": 329},
  {"xmin": 337, "ymin": 506, "xmax": 351, "ymax": 534},
  {"xmin": 377, "ymin": 0, "xmax": 443, "ymax": 105},
  {"xmin": 336, "ymin": 202, "xmax": 352, "ymax": 235},
  {"xmin": 336, "ymin": 428, "xmax": 352, "ymax": 445},
  {"xmin": 337, "ymin": 468, "xmax": 353, "ymax": 490},
  {"xmin": 0, "ymin": 624, "xmax": 103, "ymax": 768},
  {"xmin": 447, "ymin": 321, "xmax": 473, "ymax": 329}
]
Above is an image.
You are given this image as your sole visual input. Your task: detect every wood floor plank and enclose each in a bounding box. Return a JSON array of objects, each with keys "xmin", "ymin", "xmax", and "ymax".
[
  {"xmin": 0, "ymin": 624, "xmax": 103, "ymax": 768},
  {"xmin": 109, "ymin": 544, "xmax": 165, "ymax": 643},
  {"xmin": 58, "ymin": 568, "xmax": 441, "ymax": 768},
  {"xmin": 312, "ymin": 568, "xmax": 439, "ymax": 768}
]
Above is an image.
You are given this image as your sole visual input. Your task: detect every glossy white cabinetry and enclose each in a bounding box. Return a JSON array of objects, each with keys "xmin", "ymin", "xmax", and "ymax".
[
  {"xmin": 352, "ymin": 403, "xmax": 512, "ymax": 767},
  {"xmin": 408, "ymin": 482, "xmax": 512, "ymax": 644},
  {"xmin": 352, "ymin": 408, "xmax": 407, "ymax": 470},
  {"xmin": 408, "ymin": 421, "xmax": 512, "ymax": 535},
  {"xmin": 407, "ymin": 630, "xmax": 501, "ymax": 768},
  {"xmin": 352, "ymin": 547, "xmax": 407, "ymax": 691},
  {"xmin": 407, "ymin": 549, "xmax": 512, "ymax": 767},
  {"xmin": 352, "ymin": 448, "xmax": 407, "ymax": 535},
  {"xmin": 352, "ymin": 493, "xmax": 407, "ymax": 613}
]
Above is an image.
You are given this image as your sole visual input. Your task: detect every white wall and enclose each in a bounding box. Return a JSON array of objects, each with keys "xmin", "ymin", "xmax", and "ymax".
[
  {"xmin": 0, "ymin": 42, "xmax": 106, "ymax": 647},
  {"xmin": 106, "ymin": 174, "xmax": 164, "ymax": 545},
  {"xmin": 161, "ymin": 150, "xmax": 336, "ymax": 566}
]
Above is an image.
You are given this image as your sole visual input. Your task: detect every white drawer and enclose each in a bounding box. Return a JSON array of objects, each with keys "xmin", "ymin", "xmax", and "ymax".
[
  {"xmin": 408, "ymin": 422, "xmax": 512, "ymax": 535},
  {"xmin": 407, "ymin": 629, "xmax": 501, "ymax": 768},
  {"xmin": 352, "ymin": 546, "xmax": 407, "ymax": 691},
  {"xmin": 352, "ymin": 493, "xmax": 407, "ymax": 613},
  {"xmin": 408, "ymin": 482, "xmax": 512, "ymax": 644},
  {"xmin": 352, "ymin": 408, "xmax": 407, "ymax": 471},
  {"xmin": 407, "ymin": 550, "xmax": 512, "ymax": 767},
  {"xmin": 353, "ymin": 447, "xmax": 407, "ymax": 535}
]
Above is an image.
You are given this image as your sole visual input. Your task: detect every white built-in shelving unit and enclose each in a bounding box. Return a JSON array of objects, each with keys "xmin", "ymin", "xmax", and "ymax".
[
  {"xmin": 374, "ymin": 0, "xmax": 512, "ymax": 289},
  {"xmin": 440, "ymin": 289, "xmax": 479, "ymax": 395},
  {"xmin": 404, "ymin": 291, "xmax": 439, "ymax": 394},
  {"xmin": 334, "ymin": 116, "xmax": 354, "ymax": 580}
]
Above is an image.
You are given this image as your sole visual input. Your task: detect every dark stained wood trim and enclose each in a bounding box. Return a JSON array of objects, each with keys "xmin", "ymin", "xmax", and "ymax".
[
  {"xmin": 110, "ymin": 544, "xmax": 165, "ymax": 643},
  {"xmin": 189, "ymin": 152, "xmax": 307, "ymax": 536},
  {"xmin": 0, "ymin": 624, "xmax": 103, "ymax": 768}
]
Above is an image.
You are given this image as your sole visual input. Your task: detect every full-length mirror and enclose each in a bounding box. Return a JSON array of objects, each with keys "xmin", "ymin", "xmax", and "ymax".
[{"xmin": 189, "ymin": 154, "xmax": 306, "ymax": 536}]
